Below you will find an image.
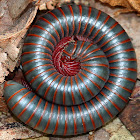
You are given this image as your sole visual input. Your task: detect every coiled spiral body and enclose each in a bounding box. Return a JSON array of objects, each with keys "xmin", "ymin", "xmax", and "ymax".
[{"xmin": 4, "ymin": 5, "xmax": 137, "ymax": 136}]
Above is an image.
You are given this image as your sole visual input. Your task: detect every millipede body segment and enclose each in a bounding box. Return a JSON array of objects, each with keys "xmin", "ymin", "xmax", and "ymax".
[{"xmin": 4, "ymin": 5, "xmax": 137, "ymax": 136}]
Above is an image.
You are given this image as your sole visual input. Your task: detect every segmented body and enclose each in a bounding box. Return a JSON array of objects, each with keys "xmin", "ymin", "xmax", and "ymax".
[{"xmin": 4, "ymin": 5, "xmax": 137, "ymax": 136}]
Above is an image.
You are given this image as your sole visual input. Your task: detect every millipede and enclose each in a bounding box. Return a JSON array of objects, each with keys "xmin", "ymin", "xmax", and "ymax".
[{"xmin": 4, "ymin": 4, "xmax": 137, "ymax": 136}]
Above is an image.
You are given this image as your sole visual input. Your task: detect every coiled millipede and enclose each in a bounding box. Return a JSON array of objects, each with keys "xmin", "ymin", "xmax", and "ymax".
[{"xmin": 4, "ymin": 4, "xmax": 137, "ymax": 136}]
